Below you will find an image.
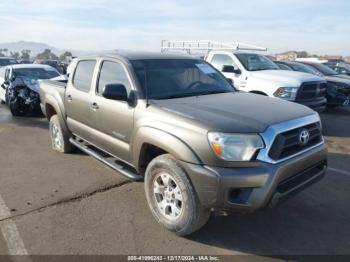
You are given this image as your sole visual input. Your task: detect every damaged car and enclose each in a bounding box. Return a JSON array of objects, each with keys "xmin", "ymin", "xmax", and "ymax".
[{"xmin": 0, "ymin": 64, "xmax": 62, "ymax": 116}]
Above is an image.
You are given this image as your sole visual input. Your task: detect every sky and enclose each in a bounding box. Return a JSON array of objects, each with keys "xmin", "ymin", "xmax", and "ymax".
[{"xmin": 0, "ymin": 0, "xmax": 349, "ymax": 55}]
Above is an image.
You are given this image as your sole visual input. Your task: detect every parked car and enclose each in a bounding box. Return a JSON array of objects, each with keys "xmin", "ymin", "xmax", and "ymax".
[
  {"xmin": 325, "ymin": 63, "xmax": 350, "ymax": 76},
  {"xmin": 277, "ymin": 61, "xmax": 350, "ymax": 108},
  {"xmin": 0, "ymin": 57, "xmax": 18, "ymax": 67},
  {"xmin": 274, "ymin": 61, "xmax": 293, "ymax": 71},
  {"xmin": 301, "ymin": 61, "xmax": 350, "ymax": 81},
  {"xmin": 39, "ymin": 52, "xmax": 327, "ymax": 236},
  {"xmin": 34, "ymin": 59, "xmax": 67, "ymax": 74},
  {"xmin": 18, "ymin": 59, "xmax": 33, "ymax": 64},
  {"xmin": 208, "ymin": 52, "xmax": 327, "ymax": 112},
  {"xmin": 0, "ymin": 64, "xmax": 62, "ymax": 115}
]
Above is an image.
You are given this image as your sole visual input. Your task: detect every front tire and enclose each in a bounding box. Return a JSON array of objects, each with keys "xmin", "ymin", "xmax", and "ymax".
[
  {"xmin": 144, "ymin": 154, "xmax": 210, "ymax": 236},
  {"xmin": 9, "ymin": 97, "xmax": 25, "ymax": 116},
  {"xmin": 49, "ymin": 115, "xmax": 75, "ymax": 153}
]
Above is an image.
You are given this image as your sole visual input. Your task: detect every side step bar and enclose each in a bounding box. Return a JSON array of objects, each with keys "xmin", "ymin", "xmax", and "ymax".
[{"xmin": 69, "ymin": 138, "xmax": 143, "ymax": 181}]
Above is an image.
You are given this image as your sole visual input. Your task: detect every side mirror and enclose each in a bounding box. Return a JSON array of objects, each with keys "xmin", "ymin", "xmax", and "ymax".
[
  {"xmin": 222, "ymin": 65, "xmax": 241, "ymax": 75},
  {"xmin": 102, "ymin": 83, "xmax": 128, "ymax": 101}
]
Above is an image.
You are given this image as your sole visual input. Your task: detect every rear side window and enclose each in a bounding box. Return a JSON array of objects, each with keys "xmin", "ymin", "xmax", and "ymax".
[
  {"xmin": 73, "ymin": 60, "xmax": 96, "ymax": 92},
  {"xmin": 97, "ymin": 61, "xmax": 130, "ymax": 95}
]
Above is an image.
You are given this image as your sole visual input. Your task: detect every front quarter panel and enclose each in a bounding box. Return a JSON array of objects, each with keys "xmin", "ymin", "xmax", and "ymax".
[{"xmin": 132, "ymin": 126, "xmax": 201, "ymax": 170}]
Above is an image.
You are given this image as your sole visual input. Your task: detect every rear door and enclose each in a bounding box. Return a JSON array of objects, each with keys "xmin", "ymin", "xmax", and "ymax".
[
  {"xmin": 65, "ymin": 59, "xmax": 97, "ymax": 141},
  {"xmin": 89, "ymin": 59, "xmax": 135, "ymax": 163}
]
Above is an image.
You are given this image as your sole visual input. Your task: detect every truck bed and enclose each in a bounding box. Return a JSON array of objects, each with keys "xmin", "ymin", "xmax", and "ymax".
[{"xmin": 39, "ymin": 79, "xmax": 67, "ymax": 121}]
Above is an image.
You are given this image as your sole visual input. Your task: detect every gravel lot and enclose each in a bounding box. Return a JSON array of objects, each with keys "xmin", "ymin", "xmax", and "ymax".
[{"xmin": 0, "ymin": 103, "xmax": 349, "ymax": 258}]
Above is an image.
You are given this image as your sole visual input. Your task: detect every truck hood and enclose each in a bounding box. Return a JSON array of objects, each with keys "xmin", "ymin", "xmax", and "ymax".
[
  {"xmin": 152, "ymin": 92, "xmax": 315, "ymax": 133},
  {"xmin": 249, "ymin": 70, "xmax": 323, "ymax": 86}
]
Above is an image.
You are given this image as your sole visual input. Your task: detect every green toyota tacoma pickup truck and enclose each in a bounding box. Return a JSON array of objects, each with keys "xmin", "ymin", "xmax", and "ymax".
[{"xmin": 39, "ymin": 52, "xmax": 327, "ymax": 236}]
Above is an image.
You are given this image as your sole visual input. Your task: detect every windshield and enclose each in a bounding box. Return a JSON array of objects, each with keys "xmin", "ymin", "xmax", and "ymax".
[
  {"xmin": 13, "ymin": 67, "xmax": 60, "ymax": 80},
  {"xmin": 131, "ymin": 59, "xmax": 234, "ymax": 100},
  {"xmin": 235, "ymin": 54, "xmax": 279, "ymax": 71},
  {"xmin": 0, "ymin": 59, "xmax": 18, "ymax": 66},
  {"xmin": 289, "ymin": 63, "xmax": 323, "ymax": 76},
  {"xmin": 309, "ymin": 63, "xmax": 338, "ymax": 76}
]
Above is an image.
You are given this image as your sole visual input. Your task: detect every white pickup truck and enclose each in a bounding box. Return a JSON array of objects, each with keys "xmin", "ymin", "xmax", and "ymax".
[{"xmin": 162, "ymin": 41, "xmax": 327, "ymax": 112}]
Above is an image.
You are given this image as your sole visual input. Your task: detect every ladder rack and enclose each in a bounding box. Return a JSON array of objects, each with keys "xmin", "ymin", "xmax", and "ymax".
[{"xmin": 161, "ymin": 40, "xmax": 267, "ymax": 54}]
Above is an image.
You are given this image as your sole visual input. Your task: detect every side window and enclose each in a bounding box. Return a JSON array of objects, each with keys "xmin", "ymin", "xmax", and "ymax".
[
  {"xmin": 5, "ymin": 69, "xmax": 10, "ymax": 81},
  {"xmin": 211, "ymin": 54, "xmax": 236, "ymax": 71},
  {"xmin": 0, "ymin": 67, "xmax": 5, "ymax": 78},
  {"xmin": 97, "ymin": 61, "xmax": 130, "ymax": 95},
  {"xmin": 73, "ymin": 60, "xmax": 96, "ymax": 92}
]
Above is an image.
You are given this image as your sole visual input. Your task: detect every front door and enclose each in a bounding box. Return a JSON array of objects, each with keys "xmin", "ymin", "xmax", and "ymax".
[
  {"xmin": 89, "ymin": 60, "xmax": 135, "ymax": 163},
  {"xmin": 210, "ymin": 53, "xmax": 244, "ymax": 89}
]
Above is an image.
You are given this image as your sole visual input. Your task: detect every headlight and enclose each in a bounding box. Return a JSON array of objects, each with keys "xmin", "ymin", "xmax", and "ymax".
[
  {"xmin": 208, "ymin": 133, "xmax": 264, "ymax": 161},
  {"xmin": 274, "ymin": 87, "xmax": 298, "ymax": 100}
]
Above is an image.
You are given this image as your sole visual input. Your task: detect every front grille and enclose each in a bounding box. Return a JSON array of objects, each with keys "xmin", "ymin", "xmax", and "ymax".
[
  {"xmin": 268, "ymin": 122, "xmax": 322, "ymax": 161},
  {"xmin": 296, "ymin": 82, "xmax": 327, "ymax": 101}
]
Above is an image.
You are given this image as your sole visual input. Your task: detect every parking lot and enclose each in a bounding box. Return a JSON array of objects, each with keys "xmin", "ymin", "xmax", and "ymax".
[{"xmin": 0, "ymin": 103, "xmax": 349, "ymax": 257}]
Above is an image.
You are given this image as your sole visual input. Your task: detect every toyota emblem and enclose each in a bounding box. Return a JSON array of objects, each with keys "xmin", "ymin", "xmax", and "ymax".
[{"xmin": 299, "ymin": 129, "xmax": 310, "ymax": 146}]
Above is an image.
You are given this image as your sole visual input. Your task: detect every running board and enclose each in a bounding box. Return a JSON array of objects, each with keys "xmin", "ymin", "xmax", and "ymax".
[{"xmin": 69, "ymin": 138, "xmax": 143, "ymax": 181}]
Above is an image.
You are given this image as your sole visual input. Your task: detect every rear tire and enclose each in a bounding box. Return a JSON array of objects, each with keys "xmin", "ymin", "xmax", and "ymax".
[
  {"xmin": 144, "ymin": 154, "xmax": 210, "ymax": 236},
  {"xmin": 49, "ymin": 115, "xmax": 75, "ymax": 153}
]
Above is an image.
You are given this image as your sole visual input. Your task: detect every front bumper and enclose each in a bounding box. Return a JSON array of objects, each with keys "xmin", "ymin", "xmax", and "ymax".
[{"xmin": 181, "ymin": 143, "xmax": 327, "ymax": 212}]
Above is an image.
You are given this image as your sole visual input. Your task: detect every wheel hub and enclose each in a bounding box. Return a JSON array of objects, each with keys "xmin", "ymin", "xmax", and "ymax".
[{"xmin": 153, "ymin": 172, "xmax": 183, "ymax": 220}]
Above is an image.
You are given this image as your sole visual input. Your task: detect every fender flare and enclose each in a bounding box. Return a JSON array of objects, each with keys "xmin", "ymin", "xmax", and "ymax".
[
  {"xmin": 44, "ymin": 95, "xmax": 70, "ymax": 133},
  {"xmin": 132, "ymin": 126, "xmax": 201, "ymax": 170}
]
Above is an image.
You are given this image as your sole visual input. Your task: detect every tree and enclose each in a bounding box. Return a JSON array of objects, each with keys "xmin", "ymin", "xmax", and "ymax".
[
  {"xmin": 0, "ymin": 49, "xmax": 4, "ymax": 57},
  {"xmin": 36, "ymin": 49, "xmax": 59, "ymax": 60},
  {"xmin": 20, "ymin": 49, "xmax": 31, "ymax": 60},
  {"xmin": 59, "ymin": 51, "xmax": 72, "ymax": 61},
  {"xmin": 10, "ymin": 51, "xmax": 20, "ymax": 59}
]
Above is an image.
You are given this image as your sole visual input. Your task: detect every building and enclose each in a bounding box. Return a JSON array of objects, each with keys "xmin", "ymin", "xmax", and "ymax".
[{"xmin": 276, "ymin": 51, "xmax": 298, "ymax": 61}]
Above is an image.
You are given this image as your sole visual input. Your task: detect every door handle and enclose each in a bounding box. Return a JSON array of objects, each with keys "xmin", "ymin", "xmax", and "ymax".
[
  {"xmin": 67, "ymin": 94, "xmax": 73, "ymax": 102},
  {"xmin": 91, "ymin": 102, "xmax": 99, "ymax": 110}
]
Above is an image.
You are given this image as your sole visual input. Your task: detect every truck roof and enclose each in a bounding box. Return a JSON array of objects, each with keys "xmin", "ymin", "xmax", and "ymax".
[{"xmin": 80, "ymin": 51, "xmax": 197, "ymax": 62}]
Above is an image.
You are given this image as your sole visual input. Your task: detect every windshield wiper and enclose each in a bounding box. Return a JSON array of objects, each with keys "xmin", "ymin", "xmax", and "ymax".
[
  {"xmin": 155, "ymin": 93, "xmax": 197, "ymax": 100},
  {"xmin": 155, "ymin": 90, "xmax": 231, "ymax": 100},
  {"xmin": 195, "ymin": 90, "xmax": 232, "ymax": 96}
]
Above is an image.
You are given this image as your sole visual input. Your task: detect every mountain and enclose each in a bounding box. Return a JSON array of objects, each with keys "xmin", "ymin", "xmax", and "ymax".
[
  {"xmin": 0, "ymin": 41, "xmax": 103, "ymax": 58},
  {"xmin": 0, "ymin": 41, "xmax": 61, "ymax": 57}
]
